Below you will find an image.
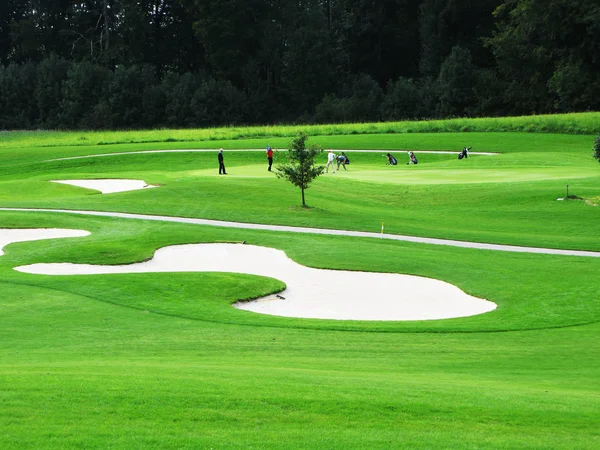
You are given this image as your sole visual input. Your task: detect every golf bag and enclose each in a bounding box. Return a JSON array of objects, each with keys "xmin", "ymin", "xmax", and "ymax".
[{"xmin": 458, "ymin": 147, "xmax": 471, "ymax": 160}]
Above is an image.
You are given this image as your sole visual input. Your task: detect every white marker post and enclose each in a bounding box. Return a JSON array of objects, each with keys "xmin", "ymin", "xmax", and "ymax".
[{"xmin": 381, "ymin": 222, "xmax": 384, "ymax": 239}]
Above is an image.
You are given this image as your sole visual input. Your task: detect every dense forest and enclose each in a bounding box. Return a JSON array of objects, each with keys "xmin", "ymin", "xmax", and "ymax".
[{"xmin": 0, "ymin": 0, "xmax": 599, "ymax": 130}]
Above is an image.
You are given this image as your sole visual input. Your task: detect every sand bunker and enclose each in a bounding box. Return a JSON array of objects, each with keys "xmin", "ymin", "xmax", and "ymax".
[
  {"xmin": 16, "ymin": 243, "xmax": 496, "ymax": 321},
  {"xmin": 51, "ymin": 179, "xmax": 158, "ymax": 194},
  {"xmin": 0, "ymin": 228, "xmax": 90, "ymax": 256}
]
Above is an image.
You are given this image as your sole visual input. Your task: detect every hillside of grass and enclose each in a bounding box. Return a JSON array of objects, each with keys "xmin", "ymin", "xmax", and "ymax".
[
  {"xmin": 0, "ymin": 211, "xmax": 599, "ymax": 448},
  {"xmin": 1, "ymin": 144, "xmax": 598, "ymax": 252},
  {"xmin": 1, "ymin": 117, "xmax": 599, "ymax": 448},
  {"xmin": 1, "ymin": 112, "xmax": 599, "ymax": 150}
]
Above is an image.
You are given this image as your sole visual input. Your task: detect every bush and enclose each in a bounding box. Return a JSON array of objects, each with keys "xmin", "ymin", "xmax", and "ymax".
[{"xmin": 594, "ymin": 135, "xmax": 600, "ymax": 163}]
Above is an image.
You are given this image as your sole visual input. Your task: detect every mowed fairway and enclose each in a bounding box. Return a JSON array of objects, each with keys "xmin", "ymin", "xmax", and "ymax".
[{"xmin": 1, "ymin": 122, "xmax": 600, "ymax": 448}]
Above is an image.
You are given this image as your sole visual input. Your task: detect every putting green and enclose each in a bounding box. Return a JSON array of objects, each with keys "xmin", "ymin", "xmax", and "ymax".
[{"xmin": 188, "ymin": 163, "xmax": 597, "ymax": 185}]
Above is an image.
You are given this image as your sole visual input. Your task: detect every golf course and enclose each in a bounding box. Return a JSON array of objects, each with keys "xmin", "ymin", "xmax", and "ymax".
[{"xmin": 1, "ymin": 113, "xmax": 599, "ymax": 448}]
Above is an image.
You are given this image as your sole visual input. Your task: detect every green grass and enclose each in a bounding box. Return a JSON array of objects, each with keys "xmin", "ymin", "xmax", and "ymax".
[
  {"xmin": 1, "ymin": 116, "xmax": 599, "ymax": 448},
  {"xmin": 0, "ymin": 212, "xmax": 599, "ymax": 448},
  {"xmin": 1, "ymin": 112, "xmax": 599, "ymax": 150},
  {"xmin": 0, "ymin": 132, "xmax": 594, "ymax": 167},
  {"xmin": 0, "ymin": 139, "xmax": 598, "ymax": 251}
]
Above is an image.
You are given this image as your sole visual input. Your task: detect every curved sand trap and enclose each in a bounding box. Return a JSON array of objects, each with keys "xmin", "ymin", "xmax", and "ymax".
[
  {"xmin": 51, "ymin": 179, "xmax": 158, "ymax": 194},
  {"xmin": 16, "ymin": 243, "xmax": 496, "ymax": 321},
  {"xmin": 0, "ymin": 228, "xmax": 90, "ymax": 256}
]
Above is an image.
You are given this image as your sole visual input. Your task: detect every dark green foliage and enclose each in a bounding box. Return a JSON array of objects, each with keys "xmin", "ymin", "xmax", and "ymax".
[
  {"xmin": 548, "ymin": 61, "xmax": 600, "ymax": 112},
  {"xmin": 436, "ymin": 46, "xmax": 477, "ymax": 117},
  {"xmin": 0, "ymin": 62, "xmax": 37, "ymax": 129},
  {"xmin": 485, "ymin": 0, "xmax": 600, "ymax": 115},
  {"xmin": 274, "ymin": 132, "xmax": 325, "ymax": 206},
  {"xmin": 164, "ymin": 72, "xmax": 201, "ymax": 127},
  {"xmin": 472, "ymin": 69, "xmax": 508, "ymax": 117},
  {"xmin": 191, "ymin": 78, "xmax": 247, "ymax": 126},
  {"xmin": 381, "ymin": 77, "xmax": 424, "ymax": 120},
  {"xmin": 420, "ymin": 0, "xmax": 501, "ymax": 77},
  {"xmin": 35, "ymin": 55, "xmax": 70, "ymax": 128},
  {"xmin": 0, "ymin": 0, "xmax": 598, "ymax": 129},
  {"xmin": 101, "ymin": 65, "xmax": 157, "ymax": 128},
  {"xmin": 594, "ymin": 135, "xmax": 600, "ymax": 163},
  {"xmin": 335, "ymin": 0, "xmax": 421, "ymax": 83},
  {"xmin": 314, "ymin": 74, "xmax": 383, "ymax": 123},
  {"xmin": 59, "ymin": 61, "xmax": 111, "ymax": 129},
  {"xmin": 281, "ymin": 4, "xmax": 332, "ymax": 117}
]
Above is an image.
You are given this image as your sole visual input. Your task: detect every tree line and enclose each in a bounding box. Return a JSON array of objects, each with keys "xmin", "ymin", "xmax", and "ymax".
[{"xmin": 1, "ymin": 0, "xmax": 598, "ymax": 130}]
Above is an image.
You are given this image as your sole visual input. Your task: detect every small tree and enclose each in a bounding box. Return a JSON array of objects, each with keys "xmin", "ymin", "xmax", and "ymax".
[
  {"xmin": 594, "ymin": 135, "xmax": 600, "ymax": 163},
  {"xmin": 275, "ymin": 132, "xmax": 325, "ymax": 207}
]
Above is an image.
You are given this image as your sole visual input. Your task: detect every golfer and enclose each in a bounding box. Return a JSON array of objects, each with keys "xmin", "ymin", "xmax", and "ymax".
[
  {"xmin": 218, "ymin": 148, "xmax": 227, "ymax": 175},
  {"xmin": 326, "ymin": 150, "xmax": 337, "ymax": 173},
  {"xmin": 337, "ymin": 152, "xmax": 349, "ymax": 170},
  {"xmin": 266, "ymin": 145, "xmax": 273, "ymax": 171}
]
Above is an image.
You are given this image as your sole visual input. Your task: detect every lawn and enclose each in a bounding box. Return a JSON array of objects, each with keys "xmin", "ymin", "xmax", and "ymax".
[
  {"xmin": 1, "ymin": 117, "xmax": 599, "ymax": 448},
  {"xmin": 0, "ymin": 133, "xmax": 598, "ymax": 251}
]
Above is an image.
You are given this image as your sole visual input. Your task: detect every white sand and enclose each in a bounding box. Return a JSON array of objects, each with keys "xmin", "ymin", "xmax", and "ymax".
[
  {"xmin": 0, "ymin": 228, "xmax": 90, "ymax": 256},
  {"xmin": 16, "ymin": 243, "xmax": 496, "ymax": 321},
  {"xmin": 51, "ymin": 179, "xmax": 158, "ymax": 194}
]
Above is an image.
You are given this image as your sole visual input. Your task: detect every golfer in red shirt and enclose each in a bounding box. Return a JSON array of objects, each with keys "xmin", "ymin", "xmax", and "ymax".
[{"xmin": 266, "ymin": 145, "xmax": 273, "ymax": 172}]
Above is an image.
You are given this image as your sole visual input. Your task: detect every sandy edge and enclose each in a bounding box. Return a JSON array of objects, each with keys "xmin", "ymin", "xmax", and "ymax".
[
  {"xmin": 51, "ymin": 179, "xmax": 158, "ymax": 194},
  {"xmin": 15, "ymin": 242, "xmax": 497, "ymax": 321},
  {"xmin": 0, "ymin": 228, "xmax": 90, "ymax": 255}
]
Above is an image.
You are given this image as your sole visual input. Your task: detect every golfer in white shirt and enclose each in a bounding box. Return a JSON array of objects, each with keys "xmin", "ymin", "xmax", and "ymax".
[{"xmin": 326, "ymin": 150, "xmax": 337, "ymax": 173}]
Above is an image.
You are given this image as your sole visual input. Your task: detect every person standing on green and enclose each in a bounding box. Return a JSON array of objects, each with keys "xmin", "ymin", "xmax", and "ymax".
[
  {"xmin": 218, "ymin": 148, "xmax": 227, "ymax": 175},
  {"xmin": 266, "ymin": 145, "xmax": 273, "ymax": 171}
]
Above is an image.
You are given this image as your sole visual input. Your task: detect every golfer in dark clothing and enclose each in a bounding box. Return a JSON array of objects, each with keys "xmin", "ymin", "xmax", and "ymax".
[{"xmin": 218, "ymin": 148, "xmax": 227, "ymax": 174}]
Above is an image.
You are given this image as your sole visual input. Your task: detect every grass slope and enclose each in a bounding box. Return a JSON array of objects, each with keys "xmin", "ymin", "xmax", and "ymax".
[
  {"xmin": 1, "ymin": 116, "xmax": 599, "ymax": 448},
  {"xmin": 0, "ymin": 212, "xmax": 599, "ymax": 448},
  {"xmin": 1, "ymin": 112, "xmax": 599, "ymax": 150},
  {"xmin": 0, "ymin": 137, "xmax": 598, "ymax": 251}
]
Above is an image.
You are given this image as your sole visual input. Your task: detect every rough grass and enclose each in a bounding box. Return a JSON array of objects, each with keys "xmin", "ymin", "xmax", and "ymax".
[{"xmin": 1, "ymin": 112, "xmax": 599, "ymax": 150}]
